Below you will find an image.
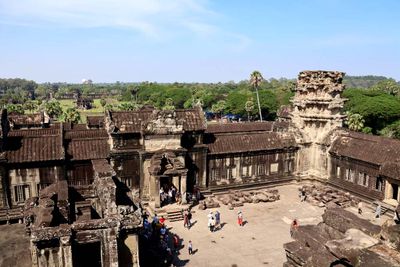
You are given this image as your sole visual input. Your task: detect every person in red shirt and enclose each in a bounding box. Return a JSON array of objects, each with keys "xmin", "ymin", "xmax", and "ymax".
[{"xmin": 159, "ymin": 216, "xmax": 166, "ymax": 225}]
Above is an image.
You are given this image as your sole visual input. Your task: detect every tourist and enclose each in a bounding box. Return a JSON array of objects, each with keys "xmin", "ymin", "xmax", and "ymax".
[
  {"xmin": 173, "ymin": 234, "xmax": 180, "ymax": 252},
  {"xmin": 290, "ymin": 219, "xmax": 299, "ymax": 237},
  {"xmin": 188, "ymin": 240, "xmax": 193, "ymax": 255},
  {"xmin": 300, "ymin": 190, "xmax": 306, "ymax": 202},
  {"xmin": 215, "ymin": 210, "xmax": 220, "ymax": 230},
  {"xmin": 238, "ymin": 211, "xmax": 243, "ymax": 227},
  {"xmin": 168, "ymin": 188, "xmax": 173, "ymax": 204},
  {"xmin": 375, "ymin": 204, "xmax": 382, "ymax": 219},
  {"xmin": 358, "ymin": 201, "xmax": 363, "ymax": 215},
  {"xmin": 395, "ymin": 204, "xmax": 400, "ymax": 224},
  {"xmin": 159, "ymin": 216, "xmax": 166, "ymax": 225},
  {"xmin": 153, "ymin": 213, "xmax": 159, "ymax": 224},
  {"xmin": 183, "ymin": 210, "xmax": 189, "ymax": 228},
  {"xmin": 210, "ymin": 216, "xmax": 216, "ymax": 232},
  {"xmin": 207, "ymin": 211, "xmax": 214, "ymax": 232},
  {"xmin": 187, "ymin": 210, "xmax": 192, "ymax": 228}
]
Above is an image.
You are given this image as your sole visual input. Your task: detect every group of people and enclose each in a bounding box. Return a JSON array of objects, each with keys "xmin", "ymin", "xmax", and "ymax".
[
  {"xmin": 207, "ymin": 210, "xmax": 222, "ymax": 232},
  {"xmin": 160, "ymin": 185, "xmax": 179, "ymax": 206}
]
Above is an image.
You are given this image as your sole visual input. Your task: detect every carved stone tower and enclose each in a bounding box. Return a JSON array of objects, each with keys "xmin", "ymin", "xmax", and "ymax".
[{"xmin": 290, "ymin": 71, "xmax": 346, "ymax": 178}]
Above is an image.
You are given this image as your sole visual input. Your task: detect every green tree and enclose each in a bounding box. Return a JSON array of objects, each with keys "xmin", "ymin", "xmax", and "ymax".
[
  {"xmin": 6, "ymin": 104, "xmax": 24, "ymax": 114},
  {"xmin": 60, "ymin": 107, "xmax": 81, "ymax": 123},
  {"xmin": 379, "ymin": 120, "xmax": 400, "ymax": 139},
  {"xmin": 24, "ymin": 100, "xmax": 37, "ymax": 113},
  {"xmin": 118, "ymin": 102, "xmax": 139, "ymax": 111},
  {"xmin": 345, "ymin": 112, "xmax": 365, "ymax": 132},
  {"xmin": 245, "ymin": 100, "xmax": 254, "ymax": 121},
  {"xmin": 250, "ymin": 71, "xmax": 264, "ymax": 121},
  {"xmin": 163, "ymin": 98, "xmax": 175, "ymax": 110},
  {"xmin": 211, "ymin": 100, "xmax": 226, "ymax": 119},
  {"xmin": 44, "ymin": 100, "xmax": 63, "ymax": 118},
  {"xmin": 100, "ymin": 99, "xmax": 107, "ymax": 110},
  {"xmin": 372, "ymin": 79, "xmax": 400, "ymax": 96}
]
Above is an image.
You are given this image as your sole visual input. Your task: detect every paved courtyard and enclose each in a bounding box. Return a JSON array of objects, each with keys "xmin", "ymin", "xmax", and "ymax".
[{"xmin": 166, "ymin": 184, "xmax": 325, "ymax": 267}]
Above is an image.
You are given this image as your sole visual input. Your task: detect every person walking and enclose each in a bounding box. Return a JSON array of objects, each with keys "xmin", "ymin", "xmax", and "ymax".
[
  {"xmin": 290, "ymin": 219, "xmax": 299, "ymax": 237},
  {"xmin": 375, "ymin": 204, "xmax": 382, "ymax": 219},
  {"xmin": 237, "ymin": 211, "xmax": 243, "ymax": 227},
  {"xmin": 183, "ymin": 210, "xmax": 189, "ymax": 229},
  {"xmin": 187, "ymin": 210, "xmax": 192, "ymax": 228},
  {"xmin": 358, "ymin": 201, "xmax": 363, "ymax": 215},
  {"xmin": 188, "ymin": 240, "xmax": 193, "ymax": 255},
  {"xmin": 215, "ymin": 210, "xmax": 220, "ymax": 230}
]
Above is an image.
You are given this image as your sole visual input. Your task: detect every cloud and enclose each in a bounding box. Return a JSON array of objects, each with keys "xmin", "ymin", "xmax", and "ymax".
[{"xmin": 0, "ymin": 0, "xmax": 220, "ymax": 38}]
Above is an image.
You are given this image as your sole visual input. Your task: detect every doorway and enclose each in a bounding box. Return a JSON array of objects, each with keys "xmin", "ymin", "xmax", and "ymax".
[
  {"xmin": 392, "ymin": 183, "xmax": 399, "ymax": 201},
  {"xmin": 73, "ymin": 241, "xmax": 102, "ymax": 267}
]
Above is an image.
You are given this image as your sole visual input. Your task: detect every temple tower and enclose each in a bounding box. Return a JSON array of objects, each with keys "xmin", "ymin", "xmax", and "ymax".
[{"xmin": 290, "ymin": 71, "xmax": 346, "ymax": 178}]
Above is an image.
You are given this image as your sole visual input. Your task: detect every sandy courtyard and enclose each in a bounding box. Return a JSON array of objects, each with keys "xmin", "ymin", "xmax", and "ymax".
[{"xmin": 165, "ymin": 184, "xmax": 325, "ymax": 267}]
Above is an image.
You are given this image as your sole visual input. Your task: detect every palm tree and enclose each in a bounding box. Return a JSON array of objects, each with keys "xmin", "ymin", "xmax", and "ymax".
[
  {"xmin": 250, "ymin": 71, "xmax": 264, "ymax": 121},
  {"xmin": 346, "ymin": 112, "xmax": 365, "ymax": 132}
]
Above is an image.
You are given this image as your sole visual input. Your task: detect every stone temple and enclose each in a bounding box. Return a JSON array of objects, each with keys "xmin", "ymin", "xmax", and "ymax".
[{"xmin": 0, "ymin": 70, "xmax": 399, "ymax": 266}]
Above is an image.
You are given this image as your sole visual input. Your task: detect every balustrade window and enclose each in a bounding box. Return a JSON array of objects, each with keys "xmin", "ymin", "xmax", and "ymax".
[
  {"xmin": 375, "ymin": 177, "xmax": 383, "ymax": 191},
  {"xmin": 14, "ymin": 185, "xmax": 30, "ymax": 203}
]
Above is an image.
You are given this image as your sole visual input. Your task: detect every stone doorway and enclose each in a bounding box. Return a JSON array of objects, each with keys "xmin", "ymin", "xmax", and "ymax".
[
  {"xmin": 385, "ymin": 179, "xmax": 400, "ymax": 205},
  {"xmin": 392, "ymin": 183, "xmax": 399, "ymax": 200},
  {"xmin": 72, "ymin": 241, "xmax": 102, "ymax": 267}
]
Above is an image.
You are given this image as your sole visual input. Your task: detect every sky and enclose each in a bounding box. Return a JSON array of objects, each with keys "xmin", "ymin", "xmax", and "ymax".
[{"xmin": 0, "ymin": 0, "xmax": 399, "ymax": 83}]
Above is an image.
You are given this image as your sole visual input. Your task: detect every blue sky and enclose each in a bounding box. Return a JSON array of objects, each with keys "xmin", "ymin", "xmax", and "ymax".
[{"xmin": 0, "ymin": 0, "xmax": 399, "ymax": 83}]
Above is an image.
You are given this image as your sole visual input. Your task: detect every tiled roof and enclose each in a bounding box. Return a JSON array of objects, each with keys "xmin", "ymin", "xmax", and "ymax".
[
  {"xmin": 330, "ymin": 131, "xmax": 400, "ymax": 165},
  {"xmin": 64, "ymin": 129, "xmax": 108, "ymax": 139},
  {"xmin": 206, "ymin": 122, "xmax": 274, "ymax": 133},
  {"xmin": 8, "ymin": 113, "xmax": 43, "ymax": 126},
  {"xmin": 207, "ymin": 132, "xmax": 297, "ymax": 155},
  {"xmin": 66, "ymin": 138, "xmax": 109, "ymax": 161},
  {"xmin": 7, "ymin": 135, "xmax": 64, "ymax": 163},
  {"xmin": 8, "ymin": 128, "xmax": 60, "ymax": 137},
  {"xmin": 86, "ymin": 116, "xmax": 104, "ymax": 128},
  {"xmin": 109, "ymin": 108, "xmax": 206, "ymax": 133},
  {"xmin": 175, "ymin": 109, "xmax": 206, "ymax": 131}
]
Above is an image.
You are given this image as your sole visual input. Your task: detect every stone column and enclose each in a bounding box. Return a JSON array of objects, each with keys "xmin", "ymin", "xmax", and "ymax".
[
  {"xmin": 0, "ymin": 160, "xmax": 9, "ymax": 209},
  {"xmin": 60, "ymin": 236, "xmax": 72, "ymax": 267},
  {"xmin": 172, "ymin": 175, "xmax": 180, "ymax": 191},
  {"xmin": 180, "ymin": 173, "xmax": 188, "ymax": 205},
  {"xmin": 122, "ymin": 234, "xmax": 140, "ymax": 267},
  {"xmin": 151, "ymin": 175, "xmax": 161, "ymax": 208}
]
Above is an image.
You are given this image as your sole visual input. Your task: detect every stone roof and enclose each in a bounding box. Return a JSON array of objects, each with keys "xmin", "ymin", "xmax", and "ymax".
[
  {"xmin": 330, "ymin": 131, "xmax": 400, "ymax": 165},
  {"xmin": 7, "ymin": 132, "xmax": 64, "ymax": 163},
  {"xmin": 65, "ymin": 129, "xmax": 109, "ymax": 161},
  {"xmin": 207, "ymin": 132, "xmax": 297, "ymax": 155},
  {"xmin": 86, "ymin": 116, "xmax": 104, "ymax": 128},
  {"xmin": 206, "ymin": 122, "xmax": 274, "ymax": 133},
  {"xmin": 8, "ymin": 113, "xmax": 44, "ymax": 128},
  {"xmin": 330, "ymin": 131, "xmax": 400, "ymax": 178},
  {"xmin": 108, "ymin": 107, "xmax": 206, "ymax": 133}
]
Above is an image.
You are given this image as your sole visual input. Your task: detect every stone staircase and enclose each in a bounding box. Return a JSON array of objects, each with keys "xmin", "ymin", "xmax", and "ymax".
[{"xmin": 166, "ymin": 209, "xmax": 184, "ymax": 222}]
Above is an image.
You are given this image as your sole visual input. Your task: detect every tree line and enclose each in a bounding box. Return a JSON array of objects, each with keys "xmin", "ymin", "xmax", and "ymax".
[{"xmin": 0, "ymin": 75, "xmax": 399, "ymax": 138}]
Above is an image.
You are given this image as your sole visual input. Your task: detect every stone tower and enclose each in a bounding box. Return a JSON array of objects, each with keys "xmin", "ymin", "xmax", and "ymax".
[{"xmin": 290, "ymin": 71, "xmax": 346, "ymax": 178}]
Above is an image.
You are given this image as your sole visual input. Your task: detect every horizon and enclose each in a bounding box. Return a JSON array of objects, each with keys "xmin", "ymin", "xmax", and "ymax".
[{"xmin": 0, "ymin": 0, "xmax": 399, "ymax": 83}]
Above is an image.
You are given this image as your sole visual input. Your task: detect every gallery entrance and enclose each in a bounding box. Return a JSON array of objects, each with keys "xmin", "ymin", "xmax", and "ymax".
[
  {"xmin": 72, "ymin": 241, "xmax": 102, "ymax": 267},
  {"xmin": 385, "ymin": 179, "xmax": 400, "ymax": 205},
  {"xmin": 392, "ymin": 183, "xmax": 399, "ymax": 201}
]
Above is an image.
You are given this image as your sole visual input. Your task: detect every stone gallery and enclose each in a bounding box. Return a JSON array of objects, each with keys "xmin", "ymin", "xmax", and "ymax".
[{"xmin": 0, "ymin": 71, "xmax": 399, "ymax": 266}]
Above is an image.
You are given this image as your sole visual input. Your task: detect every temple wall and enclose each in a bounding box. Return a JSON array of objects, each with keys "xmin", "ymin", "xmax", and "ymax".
[
  {"xmin": 207, "ymin": 150, "xmax": 295, "ymax": 188},
  {"xmin": 328, "ymin": 155, "xmax": 385, "ymax": 201}
]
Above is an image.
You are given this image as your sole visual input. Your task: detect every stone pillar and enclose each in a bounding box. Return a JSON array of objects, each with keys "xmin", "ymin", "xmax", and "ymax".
[
  {"xmin": 60, "ymin": 236, "xmax": 73, "ymax": 267},
  {"xmin": 120, "ymin": 234, "xmax": 140, "ymax": 267},
  {"xmin": 151, "ymin": 175, "xmax": 161, "ymax": 208},
  {"xmin": 172, "ymin": 175, "xmax": 180, "ymax": 191},
  {"xmin": 30, "ymin": 241, "xmax": 39, "ymax": 267},
  {"xmin": 0, "ymin": 161, "xmax": 9, "ymax": 209},
  {"xmin": 180, "ymin": 174, "xmax": 188, "ymax": 205}
]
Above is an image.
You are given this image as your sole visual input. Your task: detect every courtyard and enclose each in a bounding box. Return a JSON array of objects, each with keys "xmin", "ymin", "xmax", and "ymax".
[{"xmin": 163, "ymin": 183, "xmax": 390, "ymax": 267}]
